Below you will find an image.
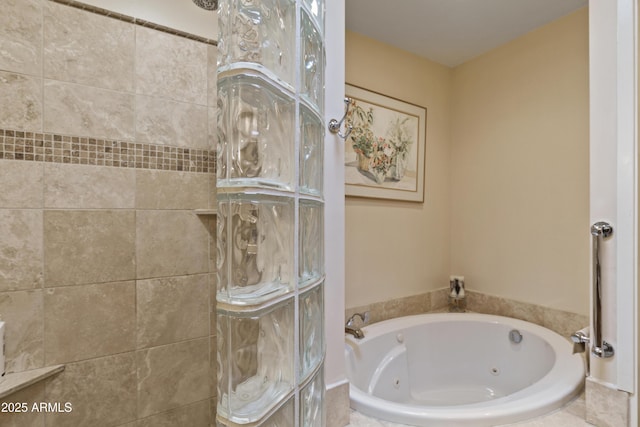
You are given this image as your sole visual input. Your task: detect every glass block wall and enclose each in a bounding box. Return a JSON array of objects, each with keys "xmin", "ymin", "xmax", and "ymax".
[{"xmin": 216, "ymin": 0, "xmax": 326, "ymax": 425}]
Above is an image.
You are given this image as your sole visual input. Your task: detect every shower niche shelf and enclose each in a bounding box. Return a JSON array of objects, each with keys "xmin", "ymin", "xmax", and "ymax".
[
  {"xmin": 194, "ymin": 209, "xmax": 217, "ymax": 215},
  {"xmin": 0, "ymin": 364, "xmax": 65, "ymax": 399}
]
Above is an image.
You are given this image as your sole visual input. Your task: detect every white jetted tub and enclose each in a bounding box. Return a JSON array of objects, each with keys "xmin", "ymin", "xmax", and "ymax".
[{"xmin": 345, "ymin": 313, "xmax": 585, "ymax": 426}]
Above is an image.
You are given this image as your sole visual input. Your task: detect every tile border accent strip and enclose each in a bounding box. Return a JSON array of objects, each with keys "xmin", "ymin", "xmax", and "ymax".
[
  {"xmin": 49, "ymin": 0, "xmax": 218, "ymax": 46},
  {"xmin": 0, "ymin": 128, "xmax": 216, "ymax": 173}
]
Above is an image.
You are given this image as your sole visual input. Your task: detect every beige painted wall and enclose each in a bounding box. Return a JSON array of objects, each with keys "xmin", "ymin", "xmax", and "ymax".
[
  {"xmin": 345, "ymin": 31, "xmax": 452, "ymax": 308},
  {"xmin": 450, "ymin": 8, "xmax": 589, "ymax": 315},
  {"xmin": 345, "ymin": 8, "xmax": 589, "ymax": 315}
]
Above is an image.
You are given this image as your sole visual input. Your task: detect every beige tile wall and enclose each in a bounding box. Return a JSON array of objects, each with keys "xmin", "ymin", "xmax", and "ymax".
[
  {"xmin": 136, "ymin": 275, "xmax": 210, "ymax": 348},
  {"xmin": 0, "ymin": 72, "xmax": 43, "ymax": 130},
  {"xmin": 43, "ymin": 1, "xmax": 136, "ymax": 91},
  {"xmin": 0, "ymin": 0, "xmax": 43, "ymax": 76},
  {"xmin": 0, "ymin": 1, "xmax": 218, "ymax": 426},
  {"xmin": 43, "ymin": 80, "xmax": 136, "ymax": 140},
  {"xmin": 0, "ymin": 382, "xmax": 46, "ymax": 427},
  {"xmin": 135, "ymin": 26, "xmax": 208, "ymax": 105},
  {"xmin": 0, "ymin": 210, "xmax": 44, "ymax": 292},
  {"xmin": 585, "ymin": 378, "xmax": 630, "ymax": 427}
]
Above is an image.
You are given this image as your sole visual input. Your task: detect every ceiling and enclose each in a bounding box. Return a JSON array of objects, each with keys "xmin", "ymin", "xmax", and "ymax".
[{"xmin": 345, "ymin": 0, "xmax": 588, "ymax": 67}]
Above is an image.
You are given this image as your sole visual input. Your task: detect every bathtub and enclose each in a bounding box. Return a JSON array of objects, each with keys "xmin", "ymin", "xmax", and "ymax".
[{"xmin": 345, "ymin": 313, "xmax": 585, "ymax": 427}]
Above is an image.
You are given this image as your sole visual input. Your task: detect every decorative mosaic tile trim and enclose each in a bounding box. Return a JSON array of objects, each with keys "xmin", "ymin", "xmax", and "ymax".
[
  {"xmin": 49, "ymin": 0, "xmax": 218, "ymax": 46},
  {"xmin": 0, "ymin": 128, "xmax": 216, "ymax": 173}
]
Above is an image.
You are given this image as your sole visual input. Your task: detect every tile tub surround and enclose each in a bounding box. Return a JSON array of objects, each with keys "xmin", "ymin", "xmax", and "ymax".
[
  {"xmin": 464, "ymin": 290, "xmax": 589, "ymax": 339},
  {"xmin": 0, "ymin": 1, "xmax": 218, "ymax": 426},
  {"xmin": 345, "ymin": 288, "xmax": 450, "ymax": 326},
  {"xmin": 346, "ymin": 288, "xmax": 588, "ymax": 339}
]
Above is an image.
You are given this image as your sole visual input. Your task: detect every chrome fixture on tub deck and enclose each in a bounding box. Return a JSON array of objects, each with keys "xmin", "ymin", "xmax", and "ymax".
[
  {"xmin": 570, "ymin": 328, "xmax": 589, "ymax": 354},
  {"xmin": 449, "ymin": 275, "xmax": 466, "ymax": 312},
  {"xmin": 345, "ymin": 312, "xmax": 369, "ymax": 339},
  {"xmin": 570, "ymin": 327, "xmax": 591, "ymax": 375}
]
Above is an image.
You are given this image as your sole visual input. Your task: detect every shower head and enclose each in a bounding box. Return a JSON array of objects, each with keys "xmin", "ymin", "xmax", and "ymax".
[{"xmin": 192, "ymin": 0, "xmax": 218, "ymax": 11}]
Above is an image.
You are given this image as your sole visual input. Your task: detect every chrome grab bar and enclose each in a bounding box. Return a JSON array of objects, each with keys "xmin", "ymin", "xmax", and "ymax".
[{"xmin": 591, "ymin": 221, "xmax": 614, "ymax": 358}]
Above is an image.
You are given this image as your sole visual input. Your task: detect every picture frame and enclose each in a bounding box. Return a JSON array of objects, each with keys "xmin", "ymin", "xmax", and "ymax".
[{"xmin": 344, "ymin": 84, "xmax": 426, "ymax": 202}]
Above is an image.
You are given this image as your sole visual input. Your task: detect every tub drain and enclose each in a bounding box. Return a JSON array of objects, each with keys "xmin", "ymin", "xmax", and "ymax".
[
  {"xmin": 393, "ymin": 378, "xmax": 401, "ymax": 388},
  {"xmin": 490, "ymin": 367, "xmax": 500, "ymax": 376}
]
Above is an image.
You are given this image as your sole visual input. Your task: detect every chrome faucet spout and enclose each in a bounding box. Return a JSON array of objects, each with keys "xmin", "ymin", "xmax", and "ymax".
[
  {"xmin": 345, "ymin": 312, "xmax": 369, "ymax": 339},
  {"xmin": 345, "ymin": 326, "xmax": 365, "ymax": 339}
]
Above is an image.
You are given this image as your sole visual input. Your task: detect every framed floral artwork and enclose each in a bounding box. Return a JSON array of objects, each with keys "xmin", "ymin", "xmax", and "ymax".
[{"xmin": 344, "ymin": 84, "xmax": 426, "ymax": 202}]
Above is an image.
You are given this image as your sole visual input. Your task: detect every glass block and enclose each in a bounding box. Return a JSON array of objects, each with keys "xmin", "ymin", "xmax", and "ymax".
[
  {"xmin": 301, "ymin": 0, "xmax": 324, "ymax": 34},
  {"xmin": 218, "ymin": 0, "xmax": 296, "ymax": 88},
  {"xmin": 217, "ymin": 397, "xmax": 294, "ymax": 427},
  {"xmin": 300, "ymin": 364, "xmax": 325, "ymax": 427},
  {"xmin": 216, "ymin": 201, "xmax": 229, "ymax": 299},
  {"xmin": 217, "ymin": 72, "xmax": 295, "ymax": 190},
  {"xmin": 300, "ymin": 10, "xmax": 325, "ymax": 113},
  {"xmin": 217, "ymin": 192, "xmax": 294, "ymax": 306},
  {"xmin": 299, "ymin": 199, "xmax": 324, "ymax": 287},
  {"xmin": 217, "ymin": 300, "xmax": 295, "ymax": 424},
  {"xmin": 300, "ymin": 283, "xmax": 324, "ymax": 380},
  {"xmin": 299, "ymin": 104, "xmax": 324, "ymax": 196}
]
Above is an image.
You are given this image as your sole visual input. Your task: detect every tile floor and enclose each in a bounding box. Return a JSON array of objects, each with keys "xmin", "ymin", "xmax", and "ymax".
[{"xmin": 347, "ymin": 394, "xmax": 590, "ymax": 427}]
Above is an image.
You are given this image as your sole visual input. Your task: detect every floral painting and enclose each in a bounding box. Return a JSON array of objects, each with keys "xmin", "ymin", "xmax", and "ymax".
[{"xmin": 344, "ymin": 84, "xmax": 426, "ymax": 202}]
